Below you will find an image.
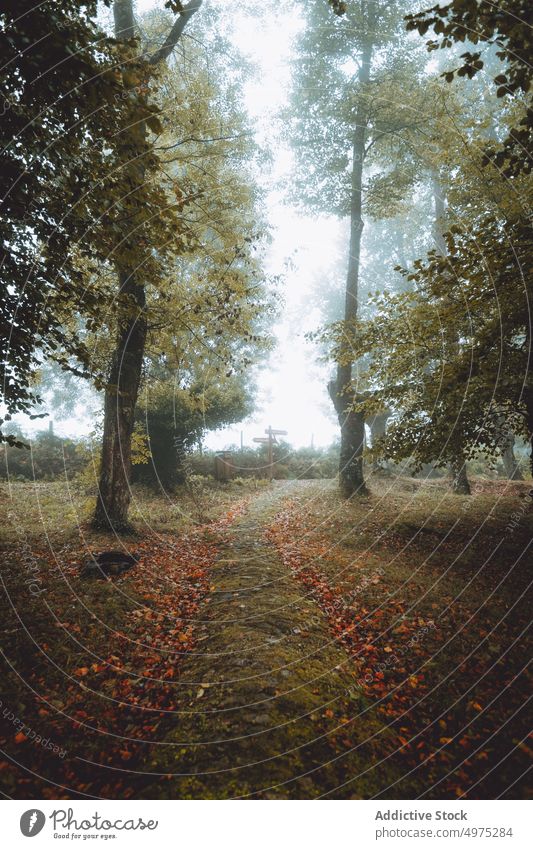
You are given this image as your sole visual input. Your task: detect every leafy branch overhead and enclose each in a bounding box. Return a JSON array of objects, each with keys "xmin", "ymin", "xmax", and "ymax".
[{"xmin": 406, "ymin": 0, "xmax": 533, "ymax": 176}]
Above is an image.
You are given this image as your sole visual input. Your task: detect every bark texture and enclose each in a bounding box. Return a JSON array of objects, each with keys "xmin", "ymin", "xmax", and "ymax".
[
  {"xmin": 328, "ymin": 382, "xmax": 367, "ymax": 496},
  {"xmin": 500, "ymin": 432, "xmax": 524, "ymax": 480},
  {"xmin": 451, "ymin": 456, "xmax": 471, "ymax": 495},
  {"xmin": 93, "ymin": 272, "xmax": 147, "ymax": 530}
]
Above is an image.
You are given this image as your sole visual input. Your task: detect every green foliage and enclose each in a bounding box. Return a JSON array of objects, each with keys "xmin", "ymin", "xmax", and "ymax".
[
  {"xmin": 0, "ymin": 429, "xmax": 86, "ymax": 481},
  {"xmin": 117, "ymin": 16, "xmax": 275, "ymax": 491},
  {"xmin": 286, "ymin": 0, "xmax": 428, "ymax": 220},
  {"xmin": 143, "ymin": 32, "xmax": 275, "ymax": 377},
  {"xmin": 352, "ymin": 172, "xmax": 532, "ymax": 470},
  {"xmin": 406, "ymin": 0, "xmax": 533, "ymax": 176},
  {"xmin": 0, "ymin": 1, "xmax": 187, "ymax": 440},
  {"xmin": 134, "ymin": 374, "xmax": 254, "ymax": 488}
]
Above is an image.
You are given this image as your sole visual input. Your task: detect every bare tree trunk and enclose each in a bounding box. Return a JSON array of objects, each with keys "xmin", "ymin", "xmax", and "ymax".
[
  {"xmin": 93, "ymin": 0, "xmax": 202, "ymax": 531},
  {"xmin": 330, "ymin": 33, "xmax": 373, "ymax": 498}
]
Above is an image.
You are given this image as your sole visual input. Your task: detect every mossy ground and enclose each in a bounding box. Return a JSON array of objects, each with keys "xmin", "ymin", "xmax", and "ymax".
[{"xmin": 0, "ymin": 477, "xmax": 530, "ymax": 798}]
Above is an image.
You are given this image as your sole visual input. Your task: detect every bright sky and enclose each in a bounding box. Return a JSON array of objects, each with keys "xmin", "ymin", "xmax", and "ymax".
[
  {"xmin": 198, "ymin": 0, "xmax": 343, "ymax": 449},
  {"xmin": 11, "ymin": 0, "xmax": 343, "ymax": 449}
]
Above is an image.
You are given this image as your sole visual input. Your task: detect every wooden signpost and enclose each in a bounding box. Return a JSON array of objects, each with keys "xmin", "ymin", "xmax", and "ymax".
[{"xmin": 253, "ymin": 425, "xmax": 288, "ymax": 480}]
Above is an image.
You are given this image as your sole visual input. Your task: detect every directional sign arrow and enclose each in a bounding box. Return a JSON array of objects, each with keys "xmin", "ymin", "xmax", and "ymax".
[
  {"xmin": 265, "ymin": 429, "xmax": 287, "ymax": 436},
  {"xmin": 253, "ymin": 437, "xmax": 269, "ymax": 444}
]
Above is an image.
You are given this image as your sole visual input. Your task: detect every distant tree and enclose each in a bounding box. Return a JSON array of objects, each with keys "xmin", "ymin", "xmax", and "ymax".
[
  {"xmin": 0, "ymin": 429, "xmax": 85, "ymax": 481},
  {"xmin": 353, "ymin": 153, "xmax": 532, "ymax": 476},
  {"xmin": 135, "ymin": 375, "xmax": 254, "ymax": 489}
]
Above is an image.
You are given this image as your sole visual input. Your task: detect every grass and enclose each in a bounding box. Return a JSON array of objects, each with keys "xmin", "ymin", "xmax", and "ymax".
[
  {"xmin": 268, "ymin": 475, "xmax": 532, "ymax": 798},
  {"xmin": 0, "ymin": 479, "xmax": 257, "ymax": 798},
  {"xmin": 0, "ymin": 475, "xmax": 531, "ymax": 798},
  {"xmin": 0, "ymin": 477, "xmax": 268, "ymax": 543}
]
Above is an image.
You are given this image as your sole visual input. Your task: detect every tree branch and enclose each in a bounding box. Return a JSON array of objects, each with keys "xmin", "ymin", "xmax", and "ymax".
[
  {"xmin": 149, "ymin": 0, "xmax": 204, "ymax": 66},
  {"xmin": 156, "ymin": 132, "xmax": 251, "ymax": 151}
]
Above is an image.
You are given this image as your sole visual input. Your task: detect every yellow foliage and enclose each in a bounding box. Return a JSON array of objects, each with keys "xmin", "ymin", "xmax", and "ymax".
[{"xmin": 131, "ymin": 422, "xmax": 151, "ymax": 465}]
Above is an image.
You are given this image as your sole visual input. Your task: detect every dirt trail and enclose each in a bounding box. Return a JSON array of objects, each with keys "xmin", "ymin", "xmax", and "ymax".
[{"xmin": 138, "ymin": 482, "xmax": 390, "ymax": 798}]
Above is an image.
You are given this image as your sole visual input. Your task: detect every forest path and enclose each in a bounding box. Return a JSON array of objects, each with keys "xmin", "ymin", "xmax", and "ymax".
[{"xmin": 139, "ymin": 481, "xmax": 390, "ymax": 799}]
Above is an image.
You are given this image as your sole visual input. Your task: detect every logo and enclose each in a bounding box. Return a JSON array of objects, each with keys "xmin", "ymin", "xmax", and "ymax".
[{"xmin": 20, "ymin": 810, "xmax": 46, "ymax": 837}]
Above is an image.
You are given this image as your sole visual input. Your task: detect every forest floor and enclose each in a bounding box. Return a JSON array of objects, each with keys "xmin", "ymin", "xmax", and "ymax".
[{"xmin": 0, "ymin": 476, "xmax": 531, "ymax": 799}]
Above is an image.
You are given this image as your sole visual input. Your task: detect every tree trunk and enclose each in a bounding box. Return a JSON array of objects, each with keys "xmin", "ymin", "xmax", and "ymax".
[
  {"xmin": 93, "ymin": 1, "xmax": 141, "ymax": 531},
  {"xmin": 432, "ymin": 172, "xmax": 472, "ymax": 496},
  {"xmin": 451, "ymin": 456, "xmax": 471, "ymax": 495},
  {"xmin": 368, "ymin": 410, "xmax": 390, "ymax": 470},
  {"xmin": 92, "ymin": 0, "xmax": 201, "ymax": 531},
  {"xmin": 332, "ymin": 33, "xmax": 373, "ymax": 498},
  {"xmin": 93, "ymin": 272, "xmax": 147, "ymax": 530},
  {"xmin": 501, "ymin": 432, "xmax": 524, "ymax": 480},
  {"xmin": 328, "ymin": 381, "xmax": 366, "ymax": 496}
]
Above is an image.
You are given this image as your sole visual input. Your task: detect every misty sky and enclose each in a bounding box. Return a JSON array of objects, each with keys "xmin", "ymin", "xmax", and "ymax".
[{"xmin": 188, "ymin": 0, "xmax": 343, "ymax": 449}]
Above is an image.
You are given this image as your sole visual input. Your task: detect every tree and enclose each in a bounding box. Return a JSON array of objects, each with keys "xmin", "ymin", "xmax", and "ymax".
[
  {"xmin": 133, "ymin": 37, "xmax": 272, "ymax": 486},
  {"xmin": 92, "ymin": 0, "xmax": 273, "ymax": 525},
  {"xmin": 406, "ymin": 0, "xmax": 533, "ymax": 176},
  {"xmin": 0, "ymin": 0, "xmax": 143, "ymax": 443},
  {"xmin": 430, "ymin": 170, "xmax": 471, "ymax": 493},
  {"xmin": 287, "ymin": 0, "xmax": 431, "ymax": 496},
  {"xmin": 391, "ymin": 0, "xmax": 533, "ymax": 474},
  {"xmin": 135, "ymin": 374, "xmax": 254, "ymax": 489},
  {"xmin": 352, "ymin": 139, "xmax": 532, "ymax": 476},
  {"xmin": 92, "ymin": 0, "xmax": 203, "ymax": 531}
]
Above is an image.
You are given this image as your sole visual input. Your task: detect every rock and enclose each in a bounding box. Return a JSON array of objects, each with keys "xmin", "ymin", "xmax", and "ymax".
[{"xmin": 80, "ymin": 550, "xmax": 139, "ymax": 579}]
